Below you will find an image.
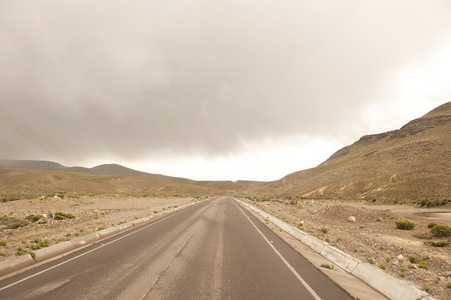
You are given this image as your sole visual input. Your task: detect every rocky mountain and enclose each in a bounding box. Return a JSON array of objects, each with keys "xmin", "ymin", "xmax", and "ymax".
[{"xmin": 244, "ymin": 101, "xmax": 451, "ymax": 202}]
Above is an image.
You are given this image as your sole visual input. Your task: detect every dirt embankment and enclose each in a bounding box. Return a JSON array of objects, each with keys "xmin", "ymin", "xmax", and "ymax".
[{"xmin": 245, "ymin": 199, "xmax": 451, "ymax": 300}]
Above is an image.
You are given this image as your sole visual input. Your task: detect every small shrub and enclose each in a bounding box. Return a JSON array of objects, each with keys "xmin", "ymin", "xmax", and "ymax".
[
  {"xmin": 379, "ymin": 263, "xmax": 386, "ymax": 270},
  {"xmin": 6, "ymin": 220, "xmax": 30, "ymax": 229},
  {"xmin": 153, "ymin": 210, "xmax": 158, "ymax": 214},
  {"xmin": 321, "ymin": 227, "xmax": 328, "ymax": 234},
  {"xmin": 40, "ymin": 239, "xmax": 49, "ymax": 248},
  {"xmin": 0, "ymin": 239, "xmax": 7, "ymax": 246},
  {"xmin": 0, "ymin": 249, "xmax": 5, "ymax": 256},
  {"xmin": 395, "ymin": 220, "xmax": 416, "ymax": 230},
  {"xmin": 408, "ymin": 255, "xmax": 419, "ymax": 263},
  {"xmin": 16, "ymin": 246, "xmax": 26, "ymax": 256},
  {"xmin": 321, "ymin": 263, "xmax": 334, "ymax": 270},
  {"xmin": 447, "ymin": 282, "xmax": 451, "ymax": 289},
  {"xmin": 428, "ymin": 222, "xmax": 438, "ymax": 229},
  {"xmin": 53, "ymin": 212, "xmax": 75, "ymax": 220},
  {"xmin": 426, "ymin": 241, "xmax": 450, "ymax": 247},
  {"xmin": 367, "ymin": 258, "xmax": 375, "ymax": 264},
  {"xmin": 29, "ymin": 243, "xmax": 40, "ymax": 250},
  {"xmin": 418, "ymin": 261, "xmax": 429, "ymax": 270},
  {"xmin": 26, "ymin": 215, "xmax": 42, "ymax": 223},
  {"xmin": 399, "ymin": 272, "xmax": 405, "ymax": 278},
  {"xmin": 430, "ymin": 224, "xmax": 451, "ymax": 237}
]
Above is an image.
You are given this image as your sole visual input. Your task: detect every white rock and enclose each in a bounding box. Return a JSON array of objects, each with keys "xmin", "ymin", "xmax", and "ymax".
[{"xmin": 348, "ymin": 216, "xmax": 356, "ymax": 222}]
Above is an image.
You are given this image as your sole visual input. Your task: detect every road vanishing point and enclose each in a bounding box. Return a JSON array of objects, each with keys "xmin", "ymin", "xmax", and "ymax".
[{"xmin": 0, "ymin": 196, "xmax": 352, "ymax": 300}]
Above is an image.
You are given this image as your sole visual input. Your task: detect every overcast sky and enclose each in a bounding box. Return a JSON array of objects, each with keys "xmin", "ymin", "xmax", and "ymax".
[{"xmin": 1, "ymin": 1, "xmax": 450, "ymax": 181}]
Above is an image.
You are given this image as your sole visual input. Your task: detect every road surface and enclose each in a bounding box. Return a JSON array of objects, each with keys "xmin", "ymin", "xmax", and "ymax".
[{"xmin": 0, "ymin": 196, "xmax": 351, "ymax": 299}]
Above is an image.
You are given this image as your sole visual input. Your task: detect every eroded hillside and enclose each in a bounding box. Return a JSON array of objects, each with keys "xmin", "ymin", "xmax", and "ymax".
[{"xmin": 243, "ymin": 102, "xmax": 451, "ymax": 202}]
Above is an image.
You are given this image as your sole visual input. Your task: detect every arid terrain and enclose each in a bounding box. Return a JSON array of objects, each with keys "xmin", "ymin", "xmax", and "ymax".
[
  {"xmin": 1, "ymin": 102, "xmax": 450, "ymax": 299},
  {"xmin": 0, "ymin": 195, "xmax": 201, "ymax": 262},
  {"xmin": 1, "ymin": 193, "xmax": 450, "ymax": 299},
  {"xmin": 241, "ymin": 198, "xmax": 451, "ymax": 300}
]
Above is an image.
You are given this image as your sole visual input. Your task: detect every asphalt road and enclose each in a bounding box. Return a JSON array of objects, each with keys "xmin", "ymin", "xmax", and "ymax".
[{"xmin": 0, "ymin": 196, "xmax": 352, "ymax": 300}]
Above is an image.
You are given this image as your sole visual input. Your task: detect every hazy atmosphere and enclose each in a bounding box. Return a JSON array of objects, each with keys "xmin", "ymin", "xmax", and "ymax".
[{"xmin": 1, "ymin": 0, "xmax": 450, "ymax": 181}]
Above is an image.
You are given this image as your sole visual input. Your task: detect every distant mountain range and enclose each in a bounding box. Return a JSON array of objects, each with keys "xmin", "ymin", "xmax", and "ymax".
[
  {"xmin": 0, "ymin": 159, "xmax": 190, "ymax": 182},
  {"xmin": 2, "ymin": 101, "xmax": 450, "ymax": 202},
  {"xmin": 0, "ymin": 159, "xmax": 261, "ymax": 194}
]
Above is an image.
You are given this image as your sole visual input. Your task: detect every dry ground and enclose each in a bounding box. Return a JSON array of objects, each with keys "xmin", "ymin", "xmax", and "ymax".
[
  {"xmin": 1, "ymin": 196, "xmax": 450, "ymax": 299},
  {"xmin": 243, "ymin": 198, "xmax": 451, "ymax": 300},
  {"xmin": 0, "ymin": 195, "xmax": 199, "ymax": 262}
]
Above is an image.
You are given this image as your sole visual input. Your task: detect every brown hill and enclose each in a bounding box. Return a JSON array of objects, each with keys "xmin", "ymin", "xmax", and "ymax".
[
  {"xmin": 0, "ymin": 160, "xmax": 194, "ymax": 183},
  {"xmin": 0, "ymin": 160, "xmax": 262, "ymax": 194},
  {"xmin": 0, "ymin": 168, "xmax": 220, "ymax": 201},
  {"xmin": 244, "ymin": 101, "xmax": 451, "ymax": 202}
]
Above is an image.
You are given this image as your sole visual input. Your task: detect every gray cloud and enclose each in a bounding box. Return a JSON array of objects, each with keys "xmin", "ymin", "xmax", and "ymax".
[{"xmin": 1, "ymin": 0, "xmax": 450, "ymax": 164}]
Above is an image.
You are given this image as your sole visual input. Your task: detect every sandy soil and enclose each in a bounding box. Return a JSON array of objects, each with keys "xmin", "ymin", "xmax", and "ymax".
[
  {"xmin": 0, "ymin": 195, "xmax": 198, "ymax": 262},
  {"xmin": 243, "ymin": 199, "xmax": 451, "ymax": 300}
]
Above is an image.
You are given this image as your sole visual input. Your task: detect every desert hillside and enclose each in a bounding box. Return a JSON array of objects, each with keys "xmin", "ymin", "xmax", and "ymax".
[
  {"xmin": 0, "ymin": 160, "xmax": 262, "ymax": 195},
  {"xmin": 0, "ymin": 168, "xmax": 219, "ymax": 201},
  {"xmin": 244, "ymin": 102, "xmax": 451, "ymax": 202}
]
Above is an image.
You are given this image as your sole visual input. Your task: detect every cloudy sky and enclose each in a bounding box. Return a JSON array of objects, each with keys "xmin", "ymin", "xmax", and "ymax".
[{"xmin": 1, "ymin": 1, "xmax": 450, "ymax": 181}]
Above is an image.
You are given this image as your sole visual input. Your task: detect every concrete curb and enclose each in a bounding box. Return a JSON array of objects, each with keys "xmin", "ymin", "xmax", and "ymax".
[
  {"xmin": 71, "ymin": 232, "xmax": 103, "ymax": 248},
  {"xmin": 0, "ymin": 201, "xmax": 198, "ymax": 278},
  {"xmin": 237, "ymin": 199, "xmax": 436, "ymax": 300},
  {"xmin": 97, "ymin": 227, "xmax": 120, "ymax": 239},
  {"xmin": 34, "ymin": 241, "xmax": 76, "ymax": 263},
  {"xmin": 0, "ymin": 254, "xmax": 35, "ymax": 277}
]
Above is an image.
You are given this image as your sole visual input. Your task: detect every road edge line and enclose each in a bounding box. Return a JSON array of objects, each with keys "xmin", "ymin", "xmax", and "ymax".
[
  {"xmin": 235, "ymin": 199, "xmax": 436, "ymax": 300},
  {"xmin": 0, "ymin": 199, "xmax": 205, "ymax": 281},
  {"xmin": 232, "ymin": 199, "xmax": 323, "ymax": 300}
]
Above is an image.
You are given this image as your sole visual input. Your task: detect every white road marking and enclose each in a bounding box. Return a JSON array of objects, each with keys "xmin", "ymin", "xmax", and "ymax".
[{"xmin": 232, "ymin": 200, "xmax": 323, "ymax": 300}]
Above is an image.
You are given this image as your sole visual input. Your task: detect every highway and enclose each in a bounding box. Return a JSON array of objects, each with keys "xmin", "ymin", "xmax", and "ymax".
[{"xmin": 0, "ymin": 196, "xmax": 351, "ymax": 299}]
